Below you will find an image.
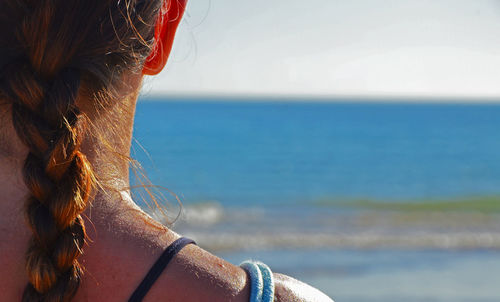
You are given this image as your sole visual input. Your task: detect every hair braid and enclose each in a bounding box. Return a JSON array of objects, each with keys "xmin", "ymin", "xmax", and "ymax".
[
  {"xmin": 3, "ymin": 58, "xmax": 94, "ymax": 301},
  {"xmin": 0, "ymin": 3, "xmax": 95, "ymax": 297},
  {"xmin": 3, "ymin": 2, "xmax": 99, "ymax": 301}
]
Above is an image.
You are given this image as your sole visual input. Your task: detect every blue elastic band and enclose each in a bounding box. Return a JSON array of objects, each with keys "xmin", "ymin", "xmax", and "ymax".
[
  {"xmin": 240, "ymin": 261, "xmax": 263, "ymax": 302},
  {"xmin": 240, "ymin": 260, "xmax": 275, "ymax": 302},
  {"xmin": 256, "ymin": 262, "xmax": 275, "ymax": 302}
]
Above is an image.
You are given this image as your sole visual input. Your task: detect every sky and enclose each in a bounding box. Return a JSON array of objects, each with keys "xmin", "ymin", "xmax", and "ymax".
[{"xmin": 141, "ymin": 0, "xmax": 500, "ymax": 99}]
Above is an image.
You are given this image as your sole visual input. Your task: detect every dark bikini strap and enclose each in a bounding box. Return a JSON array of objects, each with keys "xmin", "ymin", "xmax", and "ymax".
[{"xmin": 128, "ymin": 237, "xmax": 196, "ymax": 302}]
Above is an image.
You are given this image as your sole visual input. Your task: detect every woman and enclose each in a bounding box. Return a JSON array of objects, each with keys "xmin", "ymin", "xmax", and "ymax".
[{"xmin": 0, "ymin": 0, "xmax": 333, "ymax": 301}]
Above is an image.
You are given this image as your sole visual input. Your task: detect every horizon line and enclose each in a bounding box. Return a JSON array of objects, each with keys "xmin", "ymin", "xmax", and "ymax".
[{"xmin": 138, "ymin": 92, "xmax": 500, "ymax": 103}]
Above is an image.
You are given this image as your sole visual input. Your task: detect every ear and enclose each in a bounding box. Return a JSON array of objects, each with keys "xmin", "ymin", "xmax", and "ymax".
[{"xmin": 142, "ymin": 0, "xmax": 187, "ymax": 75}]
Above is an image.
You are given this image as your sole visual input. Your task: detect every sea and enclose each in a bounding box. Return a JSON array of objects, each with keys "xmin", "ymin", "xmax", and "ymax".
[{"xmin": 132, "ymin": 98, "xmax": 500, "ymax": 302}]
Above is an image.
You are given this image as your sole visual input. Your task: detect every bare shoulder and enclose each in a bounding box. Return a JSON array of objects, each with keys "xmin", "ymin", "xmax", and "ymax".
[
  {"xmin": 274, "ymin": 273, "xmax": 334, "ymax": 302},
  {"xmin": 81, "ymin": 200, "xmax": 331, "ymax": 302},
  {"xmin": 144, "ymin": 238, "xmax": 334, "ymax": 302},
  {"xmin": 158, "ymin": 246, "xmax": 334, "ymax": 302},
  {"xmin": 145, "ymin": 242, "xmax": 251, "ymax": 301}
]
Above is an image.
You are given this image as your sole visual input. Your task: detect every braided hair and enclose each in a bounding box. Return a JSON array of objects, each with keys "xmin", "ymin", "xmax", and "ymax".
[{"xmin": 0, "ymin": 0, "xmax": 163, "ymax": 301}]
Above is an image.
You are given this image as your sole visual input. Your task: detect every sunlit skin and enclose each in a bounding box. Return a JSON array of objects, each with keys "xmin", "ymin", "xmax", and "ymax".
[{"xmin": 0, "ymin": 1, "xmax": 333, "ymax": 301}]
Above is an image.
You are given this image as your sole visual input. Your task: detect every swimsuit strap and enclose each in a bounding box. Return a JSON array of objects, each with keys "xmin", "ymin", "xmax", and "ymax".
[{"xmin": 128, "ymin": 237, "xmax": 196, "ymax": 302}]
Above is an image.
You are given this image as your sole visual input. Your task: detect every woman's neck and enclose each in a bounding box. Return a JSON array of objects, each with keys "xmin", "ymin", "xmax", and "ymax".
[{"xmin": 0, "ymin": 74, "xmax": 144, "ymax": 235}]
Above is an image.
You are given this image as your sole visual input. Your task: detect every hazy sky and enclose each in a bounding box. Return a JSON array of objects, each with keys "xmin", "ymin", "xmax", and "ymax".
[{"xmin": 142, "ymin": 0, "xmax": 500, "ymax": 99}]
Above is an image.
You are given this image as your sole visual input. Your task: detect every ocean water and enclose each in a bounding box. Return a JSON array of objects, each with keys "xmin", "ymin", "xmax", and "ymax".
[
  {"xmin": 132, "ymin": 99, "xmax": 500, "ymax": 301},
  {"xmin": 133, "ymin": 99, "xmax": 500, "ymax": 204}
]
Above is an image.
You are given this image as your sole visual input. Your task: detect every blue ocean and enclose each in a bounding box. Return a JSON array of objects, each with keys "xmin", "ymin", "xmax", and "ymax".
[{"xmin": 132, "ymin": 99, "xmax": 500, "ymax": 302}]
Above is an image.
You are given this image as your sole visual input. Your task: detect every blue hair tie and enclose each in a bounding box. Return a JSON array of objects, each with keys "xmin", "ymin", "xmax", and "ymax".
[
  {"xmin": 256, "ymin": 262, "xmax": 275, "ymax": 302},
  {"xmin": 240, "ymin": 260, "xmax": 275, "ymax": 302}
]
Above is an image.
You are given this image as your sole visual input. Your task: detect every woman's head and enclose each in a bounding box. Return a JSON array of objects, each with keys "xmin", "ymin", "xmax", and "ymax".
[{"xmin": 0, "ymin": 0, "xmax": 185, "ymax": 301}]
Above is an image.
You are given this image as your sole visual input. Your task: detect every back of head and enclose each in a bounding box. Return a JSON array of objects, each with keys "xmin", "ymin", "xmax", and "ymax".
[{"xmin": 0, "ymin": 1, "xmax": 162, "ymax": 301}]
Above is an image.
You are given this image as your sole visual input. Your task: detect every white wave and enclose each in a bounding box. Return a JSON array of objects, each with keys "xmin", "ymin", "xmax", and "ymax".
[
  {"xmin": 182, "ymin": 201, "xmax": 225, "ymax": 226},
  {"xmin": 182, "ymin": 231, "xmax": 500, "ymax": 252},
  {"xmin": 147, "ymin": 201, "xmax": 226, "ymax": 226}
]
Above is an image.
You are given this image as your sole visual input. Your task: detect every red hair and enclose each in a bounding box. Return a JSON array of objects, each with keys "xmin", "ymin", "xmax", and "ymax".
[{"xmin": 0, "ymin": 1, "xmax": 164, "ymax": 301}]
